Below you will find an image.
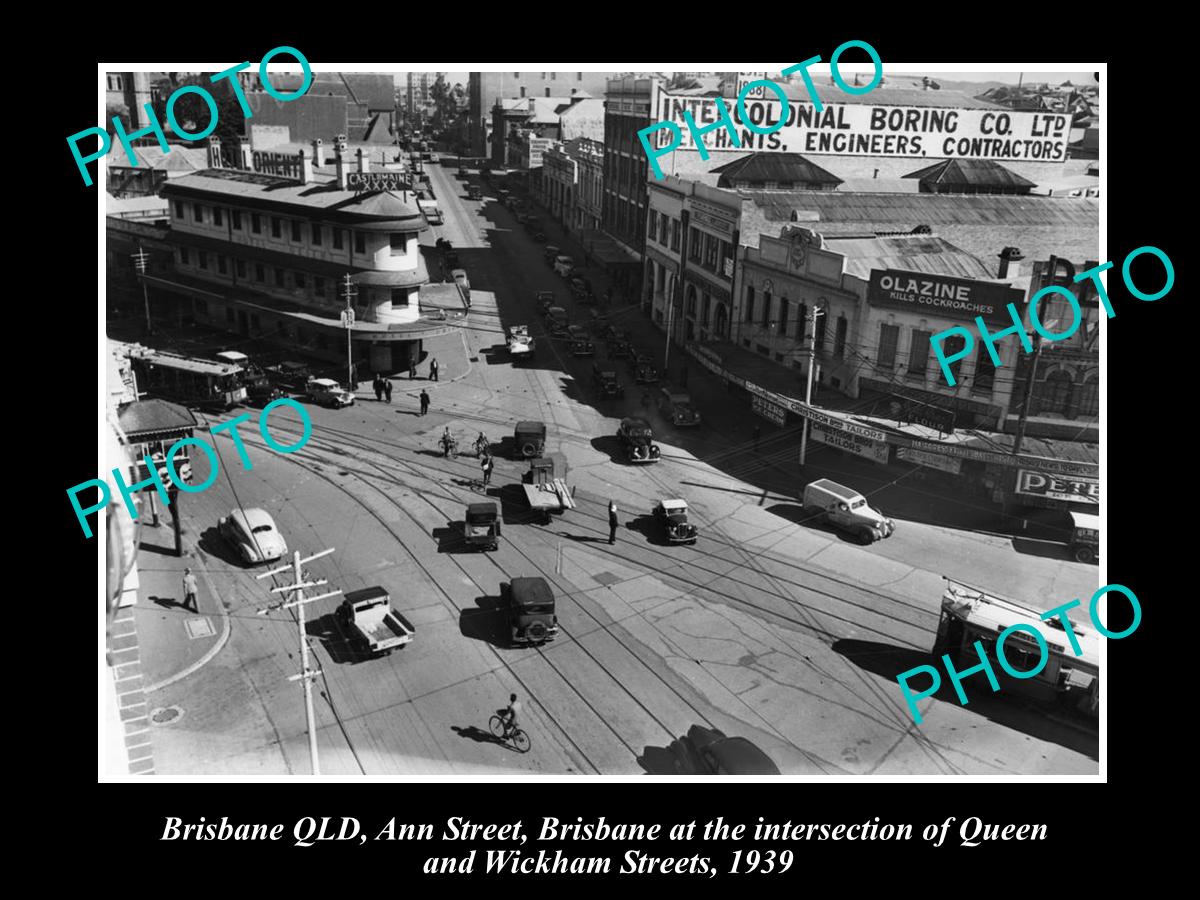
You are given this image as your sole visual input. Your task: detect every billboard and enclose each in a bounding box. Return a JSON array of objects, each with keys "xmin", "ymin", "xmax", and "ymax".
[
  {"xmin": 1015, "ymin": 470, "xmax": 1100, "ymax": 505},
  {"xmin": 810, "ymin": 423, "xmax": 890, "ymax": 463},
  {"xmin": 653, "ymin": 92, "xmax": 1070, "ymax": 163},
  {"xmin": 867, "ymin": 270, "xmax": 1026, "ymax": 325}
]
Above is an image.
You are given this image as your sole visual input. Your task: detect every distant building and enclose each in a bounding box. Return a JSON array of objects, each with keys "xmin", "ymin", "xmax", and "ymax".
[
  {"xmin": 407, "ymin": 72, "xmax": 433, "ymax": 117},
  {"xmin": 468, "ymin": 72, "xmax": 614, "ymax": 159},
  {"xmin": 542, "ymin": 137, "xmax": 604, "ymax": 232},
  {"xmin": 245, "ymin": 72, "xmax": 398, "ymax": 145},
  {"xmin": 105, "ymin": 71, "xmax": 162, "ymax": 129}
]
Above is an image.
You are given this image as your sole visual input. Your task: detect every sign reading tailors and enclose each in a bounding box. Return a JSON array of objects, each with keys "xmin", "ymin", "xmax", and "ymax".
[
  {"xmin": 653, "ymin": 92, "xmax": 1071, "ymax": 162},
  {"xmin": 1015, "ymin": 469, "xmax": 1100, "ymax": 504},
  {"xmin": 809, "ymin": 423, "xmax": 890, "ymax": 464},
  {"xmin": 752, "ymin": 396, "xmax": 787, "ymax": 426},
  {"xmin": 867, "ymin": 270, "xmax": 1026, "ymax": 326}
]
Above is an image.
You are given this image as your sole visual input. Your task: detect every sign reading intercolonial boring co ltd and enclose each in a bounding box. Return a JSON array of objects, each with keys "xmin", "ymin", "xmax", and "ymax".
[
  {"xmin": 867, "ymin": 269, "xmax": 1026, "ymax": 326},
  {"xmin": 652, "ymin": 92, "xmax": 1071, "ymax": 162},
  {"xmin": 1015, "ymin": 469, "xmax": 1100, "ymax": 505}
]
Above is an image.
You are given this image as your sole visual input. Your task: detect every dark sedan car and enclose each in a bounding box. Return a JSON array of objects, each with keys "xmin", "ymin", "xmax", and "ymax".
[{"xmin": 672, "ymin": 725, "xmax": 781, "ymax": 775}]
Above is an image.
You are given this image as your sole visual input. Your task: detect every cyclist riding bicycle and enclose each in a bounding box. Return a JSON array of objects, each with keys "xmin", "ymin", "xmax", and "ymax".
[{"xmin": 500, "ymin": 693, "xmax": 522, "ymax": 738}]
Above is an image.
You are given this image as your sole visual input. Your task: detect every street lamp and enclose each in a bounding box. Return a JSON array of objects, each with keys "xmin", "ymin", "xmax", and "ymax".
[
  {"xmin": 798, "ymin": 303, "xmax": 826, "ymax": 467},
  {"xmin": 340, "ymin": 274, "xmax": 358, "ymax": 390},
  {"xmin": 131, "ymin": 243, "xmax": 152, "ymax": 335}
]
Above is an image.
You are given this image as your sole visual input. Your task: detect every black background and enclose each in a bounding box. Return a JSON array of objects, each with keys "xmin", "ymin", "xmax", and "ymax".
[{"xmin": 52, "ymin": 18, "xmax": 1172, "ymax": 885}]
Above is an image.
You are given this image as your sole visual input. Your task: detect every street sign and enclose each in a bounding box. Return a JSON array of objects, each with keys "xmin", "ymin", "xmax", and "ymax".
[{"xmin": 340, "ymin": 309, "xmax": 355, "ymax": 328}]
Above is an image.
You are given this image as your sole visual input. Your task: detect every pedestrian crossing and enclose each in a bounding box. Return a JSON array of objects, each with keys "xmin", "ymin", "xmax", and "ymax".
[{"xmin": 108, "ymin": 606, "xmax": 155, "ymax": 776}]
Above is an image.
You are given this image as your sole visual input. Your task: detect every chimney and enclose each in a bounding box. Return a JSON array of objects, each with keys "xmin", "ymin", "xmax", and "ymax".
[
  {"xmin": 299, "ymin": 149, "xmax": 312, "ymax": 185},
  {"xmin": 334, "ymin": 135, "xmax": 348, "ymax": 189},
  {"xmin": 356, "ymin": 147, "xmax": 370, "ymax": 174},
  {"xmin": 997, "ymin": 246, "xmax": 1025, "ymax": 279},
  {"xmin": 207, "ymin": 135, "xmax": 222, "ymax": 168},
  {"xmin": 311, "ymin": 137, "xmax": 323, "ymax": 166}
]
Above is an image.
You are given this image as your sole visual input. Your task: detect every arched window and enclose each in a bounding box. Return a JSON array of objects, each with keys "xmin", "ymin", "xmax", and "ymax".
[
  {"xmin": 701, "ymin": 293, "xmax": 711, "ymax": 327},
  {"xmin": 778, "ymin": 297, "xmax": 789, "ymax": 335},
  {"xmin": 1038, "ymin": 370, "xmax": 1073, "ymax": 416},
  {"xmin": 796, "ymin": 302, "xmax": 807, "ymax": 341},
  {"xmin": 1077, "ymin": 373, "xmax": 1099, "ymax": 418}
]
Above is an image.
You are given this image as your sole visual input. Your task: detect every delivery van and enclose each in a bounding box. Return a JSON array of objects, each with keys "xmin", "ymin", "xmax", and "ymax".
[{"xmin": 802, "ymin": 478, "xmax": 895, "ymax": 544}]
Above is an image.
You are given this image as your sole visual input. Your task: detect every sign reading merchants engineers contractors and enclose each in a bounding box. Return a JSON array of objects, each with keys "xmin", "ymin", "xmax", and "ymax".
[
  {"xmin": 653, "ymin": 92, "xmax": 1071, "ymax": 162},
  {"xmin": 867, "ymin": 269, "xmax": 1026, "ymax": 326}
]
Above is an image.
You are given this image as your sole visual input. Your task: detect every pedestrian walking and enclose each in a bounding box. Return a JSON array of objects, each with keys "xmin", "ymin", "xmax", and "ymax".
[
  {"xmin": 753, "ymin": 425, "xmax": 761, "ymax": 451},
  {"xmin": 383, "ymin": 378, "xmax": 392, "ymax": 404},
  {"xmin": 608, "ymin": 500, "xmax": 618, "ymax": 544},
  {"xmin": 373, "ymin": 375, "xmax": 383, "ymax": 402},
  {"xmin": 430, "ymin": 358, "xmax": 440, "ymax": 382},
  {"xmin": 409, "ymin": 360, "xmax": 418, "ymax": 380},
  {"xmin": 481, "ymin": 453, "xmax": 494, "ymax": 486},
  {"xmin": 419, "ymin": 389, "xmax": 430, "ymax": 416},
  {"xmin": 182, "ymin": 567, "xmax": 198, "ymax": 612}
]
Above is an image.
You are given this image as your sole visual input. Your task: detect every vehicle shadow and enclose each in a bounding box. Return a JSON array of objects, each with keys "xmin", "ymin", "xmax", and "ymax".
[
  {"xmin": 487, "ymin": 483, "xmax": 537, "ymax": 524},
  {"xmin": 765, "ymin": 503, "xmax": 863, "ymax": 544},
  {"xmin": 1011, "ymin": 537, "xmax": 1073, "ymax": 561},
  {"xmin": 833, "ymin": 638, "xmax": 1099, "ymax": 759},
  {"xmin": 636, "ymin": 744, "xmax": 681, "ymax": 775},
  {"xmin": 306, "ymin": 613, "xmax": 374, "ymax": 665},
  {"xmin": 433, "ymin": 524, "xmax": 466, "ymax": 554},
  {"xmin": 626, "ymin": 514, "xmax": 661, "ymax": 545},
  {"xmin": 480, "ymin": 344, "xmax": 511, "ymax": 366},
  {"xmin": 589, "ymin": 435, "xmax": 626, "ymax": 464},
  {"xmin": 197, "ymin": 525, "xmax": 247, "ymax": 567},
  {"xmin": 458, "ymin": 596, "xmax": 511, "ymax": 648}
]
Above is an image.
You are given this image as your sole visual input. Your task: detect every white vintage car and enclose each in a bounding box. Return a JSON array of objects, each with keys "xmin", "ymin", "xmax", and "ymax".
[
  {"xmin": 218, "ymin": 507, "xmax": 288, "ymax": 564},
  {"xmin": 306, "ymin": 377, "xmax": 355, "ymax": 409}
]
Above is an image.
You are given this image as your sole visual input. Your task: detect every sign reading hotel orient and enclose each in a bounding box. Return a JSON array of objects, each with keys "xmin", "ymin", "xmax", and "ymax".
[{"xmin": 867, "ymin": 269, "xmax": 1026, "ymax": 326}]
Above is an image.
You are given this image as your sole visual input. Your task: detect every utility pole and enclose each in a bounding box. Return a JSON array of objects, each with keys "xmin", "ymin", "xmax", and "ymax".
[
  {"xmin": 798, "ymin": 304, "xmax": 825, "ymax": 467},
  {"xmin": 257, "ymin": 548, "xmax": 342, "ymax": 777},
  {"xmin": 663, "ymin": 295, "xmax": 675, "ymax": 372},
  {"xmin": 1011, "ymin": 333, "xmax": 1042, "ymax": 458},
  {"xmin": 340, "ymin": 274, "xmax": 358, "ymax": 390},
  {"xmin": 131, "ymin": 243, "xmax": 152, "ymax": 334}
]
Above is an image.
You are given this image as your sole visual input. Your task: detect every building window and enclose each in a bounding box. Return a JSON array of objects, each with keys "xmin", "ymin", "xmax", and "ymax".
[
  {"xmin": 173, "ymin": 201, "xmax": 185, "ymax": 219},
  {"xmin": 877, "ymin": 324, "xmax": 899, "ymax": 372},
  {"xmin": 236, "ymin": 259, "xmax": 246, "ymax": 278},
  {"xmin": 389, "ymin": 233, "xmax": 407, "ymax": 256},
  {"xmin": 514, "ymin": 72, "xmax": 519, "ymax": 79},
  {"xmin": 391, "ymin": 288, "xmax": 409, "ymax": 307},
  {"xmin": 907, "ymin": 330, "xmax": 931, "ymax": 381},
  {"xmin": 688, "ymin": 227, "xmax": 701, "ymax": 262},
  {"xmin": 671, "ymin": 219, "xmax": 681, "ymax": 252},
  {"xmin": 178, "ymin": 247, "xmax": 189, "ymax": 265},
  {"xmin": 251, "ymin": 213, "xmax": 261, "ymax": 234},
  {"xmin": 255, "ymin": 263, "xmax": 265, "ymax": 282},
  {"xmin": 194, "ymin": 204, "xmax": 203, "ymax": 223},
  {"xmin": 814, "ymin": 310, "xmax": 828, "ymax": 350},
  {"xmin": 551, "ymin": 72, "xmax": 556, "ymax": 80},
  {"xmin": 250, "ymin": 314, "xmax": 260, "ymax": 331},
  {"xmin": 195, "ymin": 299, "xmax": 207, "ymax": 316},
  {"xmin": 312, "ymin": 224, "xmax": 322, "ymax": 246},
  {"xmin": 213, "ymin": 207, "xmax": 223, "ymax": 227},
  {"xmin": 291, "ymin": 220, "xmax": 302, "ymax": 242},
  {"xmin": 294, "ymin": 272, "xmax": 306, "ymax": 289},
  {"xmin": 271, "ymin": 217, "xmax": 281, "ymax": 238},
  {"xmin": 704, "ymin": 234, "xmax": 718, "ymax": 270},
  {"xmin": 1039, "ymin": 371, "xmax": 1073, "ymax": 415},
  {"xmin": 1078, "ymin": 375, "xmax": 1098, "ymax": 417},
  {"xmin": 333, "ymin": 228, "xmax": 344, "ymax": 250},
  {"xmin": 275, "ymin": 268, "xmax": 285, "ymax": 287},
  {"xmin": 315, "ymin": 276, "xmax": 326, "ymax": 298},
  {"xmin": 520, "ymin": 86, "xmax": 526, "ymax": 98},
  {"xmin": 648, "ymin": 210, "xmax": 657, "ymax": 242},
  {"xmin": 232, "ymin": 210, "xmax": 242, "ymax": 230},
  {"xmin": 940, "ymin": 333, "xmax": 967, "ymax": 386},
  {"xmin": 778, "ymin": 299, "xmax": 789, "ymax": 335},
  {"xmin": 354, "ymin": 231, "xmax": 366, "ymax": 254},
  {"xmin": 762, "ymin": 292, "xmax": 772, "ymax": 328},
  {"xmin": 217, "ymin": 255, "xmax": 227, "ymax": 275},
  {"xmin": 701, "ymin": 294, "xmax": 711, "ymax": 327},
  {"xmin": 834, "ymin": 316, "xmax": 847, "ymax": 358},
  {"xmin": 756, "ymin": 344, "xmax": 769, "ymax": 356},
  {"xmin": 745, "ymin": 285, "xmax": 755, "ymax": 323},
  {"xmin": 973, "ymin": 344, "xmax": 996, "ymax": 396},
  {"xmin": 225, "ymin": 307, "xmax": 235, "ymax": 324},
  {"xmin": 194, "ymin": 249, "xmax": 204, "ymax": 270},
  {"xmin": 578, "ymin": 72, "xmax": 583, "ymax": 81},
  {"xmin": 796, "ymin": 303, "xmax": 807, "ymax": 341}
]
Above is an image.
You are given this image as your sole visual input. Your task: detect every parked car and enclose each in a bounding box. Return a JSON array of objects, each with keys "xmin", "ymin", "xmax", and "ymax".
[
  {"xmin": 568, "ymin": 325, "xmax": 595, "ymax": 356},
  {"xmin": 617, "ymin": 417, "xmax": 661, "ymax": 464},
  {"xmin": 592, "ymin": 364, "xmax": 625, "ymax": 399},
  {"xmin": 266, "ymin": 360, "xmax": 312, "ymax": 393},
  {"xmin": 609, "ymin": 339, "xmax": 635, "ymax": 359},
  {"xmin": 802, "ymin": 478, "xmax": 895, "ymax": 544},
  {"xmin": 337, "ymin": 586, "xmax": 415, "ymax": 656},
  {"xmin": 524, "ymin": 216, "xmax": 542, "ymax": 233},
  {"xmin": 532, "ymin": 231, "xmax": 547, "ymax": 243},
  {"xmin": 503, "ymin": 576, "xmax": 558, "ymax": 646},
  {"xmin": 515, "ymin": 212, "xmax": 529, "ymax": 226},
  {"xmin": 671, "ymin": 725, "xmax": 781, "ymax": 775},
  {"xmin": 652, "ymin": 498, "xmax": 699, "ymax": 544},
  {"xmin": 463, "ymin": 502, "xmax": 502, "ymax": 552},
  {"xmin": 568, "ymin": 275, "xmax": 593, "ymax": 301},
  {"xmin": 218, "ymin": 507, "xmax": 288, "ymax": 564},
  {"xmin": 543, "ymin": 245, "xmax": 561, "ymax": 264},
  {"xmin": 553, "ymin": 255, "xmax": 575, "ymax": 277},
  {"xmin": 535, "ymin": 290, "xmax": 556, "ymax": 315},
  {"xmin": 306, "ymin": 377, "xmax": 355, "ymax": 409},
  {"xmin": 450, "ymin": 268, "xmax": 470, "ymax": 293},
  {"xmin": 1068, "ymin": 511, "xmax": 1099, "ymax": 563},
  {"xmin": 513, "ymin": 420, "xmax": 547, "ymax": 459},
  {"xmin": 657, "ymin": 388, "xmax": 702, "ymax": 426},
  {"xmin": 631, "ymin": 354, "xmax": 660, "ymax": 384},
  {"xmin": 467, "ymin": 186, "xmax": 483, "ymax": 201},
  {"xmin": 545, "ymin": 306, "xmax": 570, "ymax": 337}
]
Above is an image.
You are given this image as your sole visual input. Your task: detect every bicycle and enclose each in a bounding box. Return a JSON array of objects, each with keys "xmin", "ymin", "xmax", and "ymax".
[{"xmin": 489, "ymin": 713, "xmax": 531, "ymax": 753}]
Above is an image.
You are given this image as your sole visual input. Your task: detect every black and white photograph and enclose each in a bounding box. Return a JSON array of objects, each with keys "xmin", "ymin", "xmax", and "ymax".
[{"xmin": 95, "ymin": 60, "xmax": 1106, "ymax": 781}]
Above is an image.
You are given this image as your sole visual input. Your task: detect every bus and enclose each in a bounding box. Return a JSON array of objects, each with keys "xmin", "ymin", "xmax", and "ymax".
[
  {"xmin": 935, "ymin": 577, "xmax": 1099, "ymax": 719},
  {"xmin": 129, "ymin": 347, "xmax": 247, "ymax": 410}
]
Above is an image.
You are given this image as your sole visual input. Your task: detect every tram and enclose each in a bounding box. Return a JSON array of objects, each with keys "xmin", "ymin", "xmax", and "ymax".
[{"xmin": 129, "ymin": 347, "xmax": 247, "ymax": 410}]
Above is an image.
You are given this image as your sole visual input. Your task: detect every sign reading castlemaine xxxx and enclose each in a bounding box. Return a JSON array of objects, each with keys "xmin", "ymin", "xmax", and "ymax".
[
  {"xmin": 867, "ymin": 269, "xmax": 1026, "ymax": 326},
  {"xmin": 653, "ymin": 92, "xmax": 1071, "ymax": 162}
]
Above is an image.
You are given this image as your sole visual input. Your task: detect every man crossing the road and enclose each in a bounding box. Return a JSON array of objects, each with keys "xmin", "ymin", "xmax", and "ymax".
[
  {"xmin": 608, "ymin": 500, "xmax": 618, "ymax": 544},
  {"xmin": 420, "ymin": 390, "xmax": 430, "ymax": 416}
]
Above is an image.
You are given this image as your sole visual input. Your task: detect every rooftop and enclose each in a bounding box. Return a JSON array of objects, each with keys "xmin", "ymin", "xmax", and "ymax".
[
  {"xmin": 711, "ymin": 152, "xmax": 842, "ymax": 187},
  {"xmin": 116, "ymin": 398, "xmax": 198, "ymax": 439},
  {"xmin": 903, "ymin": 159, "xmax": 1036, "ymax": 190}
]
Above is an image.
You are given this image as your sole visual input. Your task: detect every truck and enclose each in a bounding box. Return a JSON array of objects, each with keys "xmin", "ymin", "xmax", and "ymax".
[
  {"xmin": 507, "ymin": 325, "xmax": 535, "ymax": 363},
  {"xmin": 336, "ymin": 586, "xmax": 416, "ymax": 656},
  {"xmin": 418, "ymin": 198, "xmax": 443, "ymax": 225},
  {"xmin": 801, "ymin": 479, "xmax": 895, "ymax": 544},
  {"xmin": 503, "ymin": 576, "xmax": 558, "ymax": 645},
  {"xmin": 521, "ymin": 454, "xmax": 575, "ymax": 523}
]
